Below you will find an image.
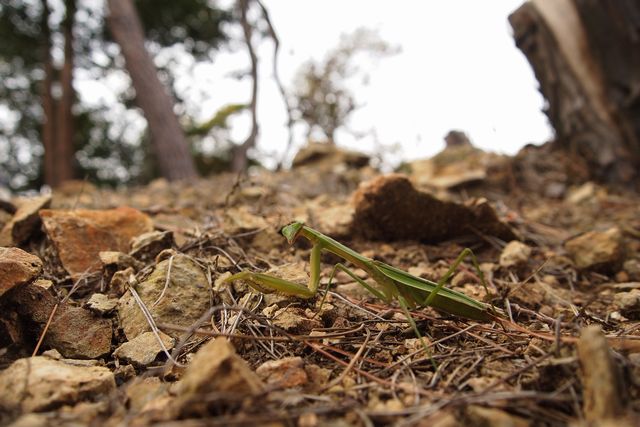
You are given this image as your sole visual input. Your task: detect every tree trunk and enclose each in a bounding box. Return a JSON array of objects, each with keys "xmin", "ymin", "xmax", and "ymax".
[
  {"xmin": 41, "ymin": 0, "xmax": 57, "ymax": 188},
  {"xmin": 509, "ymin": 0, "xmax": 640, "ymax": 185},
  {"xmin": 232, "ymin": 0, "xmax": 259, "ymax": 173},
  {"xmin": 54, "ymin": 0, "xmax": 77, "ymax": 186},
  {"xmin": 106, "ymin": 0, "xmax": 198, "ymax": 181}
]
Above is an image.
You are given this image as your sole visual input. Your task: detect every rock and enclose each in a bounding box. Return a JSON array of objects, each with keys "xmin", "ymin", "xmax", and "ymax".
[
  {"xmin": 0, "ymin": 195, "xmax": 51, "ymax": 246},
  {"xmin": 99, "ymin": 251, "xmax": 142, "ymax": 271},
  {"xmin": 0, "ymin": 355, "xmax": 115, "ymax": 413},
  {"xmin": 117, "ymin": 253, "xmax": 210, "ymax": 340},
  {"xmin": 0, "ymin": 247, "xmax": 42, "ymax": 298},
  {"xmin": 45, "ymin": 306, "xmax": 112, "ymax": 359},
  {"xmin": 129, "ymin": 230, "xmax": 175, "ymax": 262},
  {"xmin": 125, "ymin": 377, "xmax": 169, "ymax": 413},
  {"xmin": 255, "ymin": 357, "xmax": 308, "ymax": 389},
  {"xmin": 9, "ymin": 279, "xmax": 57, "ymax": 324},
  {"xmin": 409, "ymin": 142, "xmax": 493, "ymax": 190},
  {"xmin": 40, "ymin": 207, "xmax": 153, "ymax": 281},
  {"xmin": 222, "ymin": 206, "xmax": 269, "ymax": 234},
  {"xmin": 85, "ymin": 293, "xmax": 118, "ymax": 315},
  {"xmin": 292, "ymin": 142, "xmax": 369, "ymax": 169},
  {"xmin": 262, "ymin": 306, "xmax": 323, "ymax": 333},
  {"xmin": 566, "ymin": 182, "xmax": 598, "ymax": 204},
  {"xmin": 577, "ymin": 325, "xmax": 626, "ymax": 423},
  {"xmin": 171, "ymin": 338, "xmax": 263, "ymax": 416},
  {"xmin": 499, "ymin": 241, "xmax": 532, "ymax": 269},
  {"xmin": 352, "ymin": 174, "xmax": 516, "ymax": 243},
  {"xmin": 113, "ymin": 331, "xmax": 175, "ymax": 366},
  {"xmin": 614, "ymin": 289, "xmax": 640, "ymax": 319},
  {"xmin": 565, "ymin": 227, "xmax": 625, "ymax": 272}
]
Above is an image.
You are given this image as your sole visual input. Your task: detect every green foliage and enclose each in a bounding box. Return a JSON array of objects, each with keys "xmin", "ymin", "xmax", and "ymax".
[{"xmin": 0, "ymin": 0, "xmax": 231, "ymax": 191}]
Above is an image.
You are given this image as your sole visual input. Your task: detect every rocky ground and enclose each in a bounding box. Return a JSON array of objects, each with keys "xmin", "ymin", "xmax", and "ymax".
[{"xmin": 1, "ymin": 142, "xmax": 639, "ymax": 426}]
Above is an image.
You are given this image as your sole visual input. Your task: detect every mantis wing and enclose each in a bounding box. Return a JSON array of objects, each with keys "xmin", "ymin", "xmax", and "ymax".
[{"xmin": 374, "ymin": 262, "xmax": 495, "ymax": 321}]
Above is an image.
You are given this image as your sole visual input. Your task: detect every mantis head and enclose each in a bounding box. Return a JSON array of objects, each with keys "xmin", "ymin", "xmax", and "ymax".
[{"xmin": 281, "ymin": 221, "xmax": 304, "ymax": 244}]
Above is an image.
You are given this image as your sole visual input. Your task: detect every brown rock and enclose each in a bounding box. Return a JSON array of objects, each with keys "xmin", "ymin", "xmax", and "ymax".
[
  {"xmin": 113, "ymin": 331, "xmax": 175, "ymax": 366},
  {"xmin": 117, "ymin": 253, "xmax": 210, "ymax": 340},
  {"xmin": 40, "ymin": 207, "xmax": 153, "ymax": 281},
  {"xmin": 0, "ymin": 247, "xmax": 42, "ymax": 298},
  {"xmin": 352, "ymin": 174, "xmax": 516, "ymax": 242},
  {"xmin": 171, "ymin": 338, "xmax": 263, "ymax": 416},
  {"xmin": 0, "ymin": 355, "xmax": 115, "ymax": 413},
  {"xmin": 256, "ymin": 357, "xmax": 308, "ymax": 389},
  {"xmin": 565, "ymin": 227, "xmax": 625, "ymax": 272},
  {"xmin": 45, "ymin": 306, "xmax": 112, "ymax": 359},
  {"xmin": 0, "ymin": 195, "xmax": 51, "ymax": 246}
]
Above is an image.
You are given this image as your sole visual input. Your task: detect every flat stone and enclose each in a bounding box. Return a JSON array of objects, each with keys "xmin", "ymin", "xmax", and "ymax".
[
  {"xmin": 117, "ymin": 253, "xmax": 210, "ymax": 340},
  {"xmin": 0, "ymin": 355, "xmax": 115, "ymax": 413},
  {"xmin": 45, "ymin": 306, "xmax": 112, "ymax": 359},
  {"xmin": 0, "ymin": 195, "xmax": 51, "ymax": 246},
  {"xmin": 565, "ymin": 227, "xmax": 625, "ymax": 272},
  {"xmin": 113, "ymin": 331, "xmax": 175, "ymax": 366},
  {"xmin": 85, "ymin": 293, "xmax": 119, "ymax": 315},
  {"xmin": 40, "ymin": 207, "xmax": 153, "ymax": 281},
  {"xmin": 0, "ymin": 247, "xmax": 42, "ymax": 298}
]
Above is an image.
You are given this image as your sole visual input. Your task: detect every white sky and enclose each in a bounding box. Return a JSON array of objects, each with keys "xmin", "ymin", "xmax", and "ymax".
[
  {"xmin": 77, "ymin": 0, "xmax": 553, "ymax": 169},
  {"xmin": 210, "ymin": 0, "xmax": 552, "ymax": 167}
]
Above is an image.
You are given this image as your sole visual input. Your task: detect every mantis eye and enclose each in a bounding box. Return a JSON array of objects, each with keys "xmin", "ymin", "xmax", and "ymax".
[{"xmin": 281, "ymin": 221, "xmax": 304, "ymax": 244}]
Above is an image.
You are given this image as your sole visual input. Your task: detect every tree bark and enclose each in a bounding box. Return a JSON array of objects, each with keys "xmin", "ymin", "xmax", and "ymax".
[
  {"xmin": 41, "ymin": 0, "xmax": 57, "ymax": 187},
  {"xmin": 106, "ymin": 0, "xmax": 198, "ymax": 181},
  {"xmin": 54, "ymin": 0, "xmax": 77, "ymax": 186},
  {"xmin": 232, "ymin": 0, "xmax": 259, "ymax": 172},
  {"xmin": 509, "ymin": 0, "xmax": 640, "ymax": 184}
]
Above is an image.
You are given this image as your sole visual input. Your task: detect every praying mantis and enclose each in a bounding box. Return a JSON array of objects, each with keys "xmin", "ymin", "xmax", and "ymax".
[{"xmin": 223, "ymin": 221, "xmax": 502, "ymax": 355}]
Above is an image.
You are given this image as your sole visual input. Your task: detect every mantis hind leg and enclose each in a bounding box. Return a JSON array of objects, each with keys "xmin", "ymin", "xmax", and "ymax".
[
  {"xmin": 397, "ymin": 295, "xmax": 437, "ymax": 369},
  {"xmin": 423, "ymin": 247, "xmax": 490, "ymax": 307}
]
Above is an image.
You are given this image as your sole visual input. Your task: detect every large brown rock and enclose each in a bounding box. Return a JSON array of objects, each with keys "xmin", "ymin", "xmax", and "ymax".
[
  {"xmin": 117, "ymin": 253, "xmax": 210, "ymax": 340},
  {"xmin": 40, "ymin": 207, "xmax": 153, "ymax": 281},
  {"xmin": 0, "ymin": 195, "xmax": 51, "ymax": 246},
  {"xmin": 171, "ymin": 338, "xmax": 263, "ymax": 416},
  {"xmin": 0, "ymin": 355, "xmax": 115, "ymax": 413},
  {"xmin": 0, "ymin": 247, "xmax": 42, "ymax": 298},
  {"xmin": 352, "ymin": 174, "xmax": 516, "ymax": 243},
  {"xmin": 565, "ymin": 227, "xmax": 625, "ymax": 272}
]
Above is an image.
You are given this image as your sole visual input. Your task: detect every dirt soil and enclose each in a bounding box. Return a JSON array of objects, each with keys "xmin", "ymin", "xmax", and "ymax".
[{"xmin": 1, "ymin": 145, "xmax": 640, "ymax": 427}]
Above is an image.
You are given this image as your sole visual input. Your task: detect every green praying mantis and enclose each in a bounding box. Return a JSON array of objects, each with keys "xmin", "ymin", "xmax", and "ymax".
[{"xmin": 223, "ymin": 221, "xmax": 502, "ymax": 357}]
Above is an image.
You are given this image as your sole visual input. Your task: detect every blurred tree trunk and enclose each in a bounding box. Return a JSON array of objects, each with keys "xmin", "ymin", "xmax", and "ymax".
[
  {"xmin": 232, "ymin": 0, "xmax": 259, "ymax": 172},
  {"xmin": 510, "ymin": 0, "xmax": 640, "ymax": 185},
  {"xmin": 106, "ymin": 0, "xmax": 198, "ymax": 181},
  {"xmin": 41, "ymin": 0, "xmax": 57, "ymax": 187},
  {"xmin": 55, "ymin": 0, "xmax": 77, "ymax": 186}
]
